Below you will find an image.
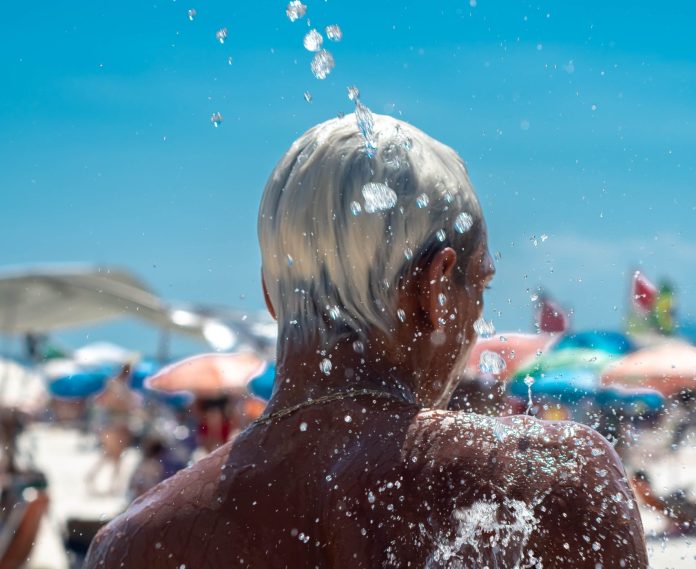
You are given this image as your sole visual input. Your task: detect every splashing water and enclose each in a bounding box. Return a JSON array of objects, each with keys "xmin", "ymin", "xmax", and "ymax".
[
  {"xmin": 423, "ymin": 498, "xmax": 539, "ymax": 568},
  {"xmin": 310, "ymin": 50, "xmax": 334, "ymax": 79},
  {"xmin": 215, "ymin": 28, "xmax": 228, "ymax": 44},
  {"xmin": 435, "ymin": 229, "xmax": 446, "ymax": 242},
  {"xmin": 350, "ymin": 201, "xmax": 362, "ymax": 215},
  {"xmin": 325, "ymin": 24, "xmax": 342, "ymax": 41},
  {"xmin": 523, "ymin": 375, "xmax": 535, "ymax": 415},
  {"xmin": 303, "ymin": 91, "xmax": 312, "ymax": 103},
  {"xmin": 416, "ymin": 193, "xmax": 430, "ymax": 208},
  {"xmin": 454, "ymin": 212, "xmax": 474, "ymax": 234},
  {"xmin": 285, "ymin": 1, "xmax": 307, "ymax": 22},
  {"xmin": 362, "ymin": 182, "xmax": 397, "ymax": 213},
  {"xmin": 319, "ymin": 358, "xmax": 332, "ymax": 375},
  {"xmin": 479, "ymin": 350, "xmax": 506, "ymax": 374},
  {"xmin": 347, "ymin": 86, "xmax": 360, "ymax": 102},
  {"xmin": 396, "ymin": 308, "xmax": 406, "ymax": 322},
  {"xmin": 355, "ymin": 101, "xmax": 377, "ymax": 156},
  {"xmin": 473, "ymin": 317, "xmax": 495, "ymax": 338},
  {"xmin": 352, "ymin": 340, "xmax": 365, "ymax": 353},
  {"xmin": 303, "ymin": 29, "xmax": 323, "ymax": 52},
  {"xmin": 210, "ymin": 112, "xmax": 223, "ymax": 127},
  {"xmin": 187, "ymin": 9, "xmax": 196, "ymax": 21}
]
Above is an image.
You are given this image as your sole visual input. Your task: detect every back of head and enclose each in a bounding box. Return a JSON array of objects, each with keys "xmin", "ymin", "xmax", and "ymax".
[{"xmin": 259, "ymin": 112, "xmax": 484, "ymax": 348}]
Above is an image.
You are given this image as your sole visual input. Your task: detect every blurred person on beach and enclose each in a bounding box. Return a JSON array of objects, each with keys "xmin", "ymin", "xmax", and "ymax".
[
  {"xmin": 127, "ymin": 436, "xmax": 166, "ymax": 500},
  {"xmin": 631, "ymin": 470, "xmax": 696, "ymax": 537},
  {"xmin": 86, "ymin": 114, "xmax": 647, "ymax": 567},
  {"xmin": 85, "ymin": 364, "xmax": 141, "ymax": 495}
]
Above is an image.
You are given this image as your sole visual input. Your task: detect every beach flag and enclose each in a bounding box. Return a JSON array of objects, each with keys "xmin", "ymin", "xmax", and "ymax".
[
  {"xmin": 631, "ymin": 271, "xmax": 658, "ymax": 313},
  {"xmin": 536, "ymin": 294, "xmax": 570, "ymax": 334}
]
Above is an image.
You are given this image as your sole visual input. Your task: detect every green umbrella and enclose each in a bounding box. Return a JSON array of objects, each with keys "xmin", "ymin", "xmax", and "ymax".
[{"xmin": 512, "ymin": 348, "xmax": 618, "ymax": 382}]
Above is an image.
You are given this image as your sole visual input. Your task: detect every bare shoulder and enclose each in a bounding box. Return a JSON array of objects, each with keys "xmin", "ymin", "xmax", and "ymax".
[
  {"xmin": 84, "ymin": 443, "xmax": 230, "ymax": 568},
  {"xmin": 410, "ymin": 410, "xmax": 628, "ymax": 498}
]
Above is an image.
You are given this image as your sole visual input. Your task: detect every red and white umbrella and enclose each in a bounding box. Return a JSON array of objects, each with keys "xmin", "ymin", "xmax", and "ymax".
[{"xmin": 146, "ymin": 352, "xmax": 266, "ymax": 397}]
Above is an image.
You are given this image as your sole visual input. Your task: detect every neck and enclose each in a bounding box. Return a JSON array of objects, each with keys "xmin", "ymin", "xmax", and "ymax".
[{"xmin": 264, "ymin": 336, "xmax": 421, "ymax": 416}]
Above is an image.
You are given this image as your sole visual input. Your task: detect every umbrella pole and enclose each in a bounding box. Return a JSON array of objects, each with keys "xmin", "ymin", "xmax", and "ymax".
[
  {"xmin": 0, "ymin": 294, "xmax": 19, "ymax": 396},
  {"xmin": 157, "ymin": 325, "xmax": 171, "ymax": 364}
]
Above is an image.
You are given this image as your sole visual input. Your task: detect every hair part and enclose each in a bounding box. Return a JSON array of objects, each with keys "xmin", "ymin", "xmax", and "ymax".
[{"xmin": 258, "ymin": 112, "xmax": 484, "ymax": 349}]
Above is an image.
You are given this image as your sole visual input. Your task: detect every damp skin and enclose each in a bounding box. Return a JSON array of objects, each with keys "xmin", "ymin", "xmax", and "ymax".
[{"xmin": 85, "ymin": 403, "xmax": 647, "ymax": 568}]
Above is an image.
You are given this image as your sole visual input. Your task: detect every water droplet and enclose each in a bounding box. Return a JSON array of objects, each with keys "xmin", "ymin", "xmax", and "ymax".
[
  {"xmin": 287, "ymin": 254, "xmax": 294, "ymax": 266},
  {"xmin": 344, "ymin": 415, "xmax": 352, "ymax": 423},
  {"xmin": 520, "ymin": 119, "xmax": 530, "ymax": 130},
  {"xmin": 530, "ymin": 293, "xmax": 539, "ymax": 302},
  {"xmin": 310, "ymin": 49, "xmax": 334, "ymax": 79},
  {"xmin": 473, "ymin": 317, "xmax": 495, "ymax": 338},
  {"xmin": 328, "ymin": 306, "xmax": 340, "ymax": 320},
  {"xmin": 325, "ymin": 24, "xmax": 342, "ymax": 42},
  {"xmin": 216, "ymin": 28, "xmax": 228, "ymax": 44},
  {"xmin": 416, "ymin": 193, "xmax": 430, "ymax": 208},
  {"xmin": 435, "ymin": 229, "xmax": 446, "ymax": 242},
  {"xmin": 303, "ymin": 91, "xmax": 313, "ymax": 103},
  {"xmin": 396, "ymin": 308, "xmax": 406, "ymax": 322},
  {"xmin": 285, "ymin": 1, "xmax": 307, "ymax": 22},
  {"xmin": 303, "ymin": 29, "xmax": 323, "ymax": 52},
  {"xmin": 347, "ymin": 86, "xmax": 360, "ymax": 102},
  {"xmin": 362, "ymin": 182, "xmax": 397, "ymax": 213},
  {"xmin": 591, "ymin": 104, "xmax": 598, "ymax": 111},
  {"xmin": 352, "ymin": 340, "xmax": 364, "ymax": 353},
  {"xmin": 523, "ymin": 375, "xmax": 535, "ymax": 388},
  {"xmin": 437, "ymin": 293, "xmax": 446, "ymax": 306},
  {"xmin": 155, "ymin": 542, "xmax": 162, "ymax": 550},
  {"xmin": 454, "ymin": 212, "xmax": 473, "ymax": 233},
  {"xmin": 227, "ymin": 55, "xmax": 233, "ymax": 65},
  {"xmin": 404, "ymin": 247, "xmax": 413, "ymax": 260},
  {"xmin": 355, "ymin": 101, "xmax": 377, "ymax": 156},
  {"xmin": 479, "ymin": 350, "xmax": 506, "ymax": 374},
  {"xmin": 350, "ymin": 201, "xmax": 362, "ymax": 215},
  {"xmin": 540, "ymin": 234, "xmax": 548, "ymax": 242},
  {"xmin": 367, "ymin": 490, "xmax": 376, "ymax": 503},
  {"xmin": 319, "ymin": 358, "xmax": 332, "ymax": 375},
  {"xmin": 299, "ymin": 421, "xmax": 308, "ymax": 432},
  {"xmin": 187, "ymin": 9, "xmax": 197, "ymax": 21},
  {"xmin": 210, "ymin": 112, "xmax": 223, "ymax": 127}
]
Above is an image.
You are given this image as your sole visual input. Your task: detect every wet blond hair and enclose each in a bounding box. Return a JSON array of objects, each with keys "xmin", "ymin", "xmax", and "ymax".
[{"xmin": 258, "ymin": 112, "xmax": 483, "ymax": 347}]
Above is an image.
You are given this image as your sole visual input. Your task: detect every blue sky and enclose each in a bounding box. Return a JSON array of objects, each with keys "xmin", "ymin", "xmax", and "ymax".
[{"xmin": 1, "ymin": 1, "xmax": 695, "ymax": 354}]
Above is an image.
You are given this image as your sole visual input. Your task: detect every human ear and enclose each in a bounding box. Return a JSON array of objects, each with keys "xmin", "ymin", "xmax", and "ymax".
[
  {"xmin": 420, "ymin": 247, "xmax": 457, "ymax": 331},
  {"xmin": 261, "ymin": 271, "xmax": 277, "ymax": 320}
]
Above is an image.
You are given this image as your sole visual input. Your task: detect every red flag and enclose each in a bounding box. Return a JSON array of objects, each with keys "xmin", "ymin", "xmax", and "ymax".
[
  {"xmin": 536, "ymin": 294, "xmax": 570, "ymax": 334},
  {"xmin": 632, "ymin": 271, "xmax": 658, "ymax": 313}
]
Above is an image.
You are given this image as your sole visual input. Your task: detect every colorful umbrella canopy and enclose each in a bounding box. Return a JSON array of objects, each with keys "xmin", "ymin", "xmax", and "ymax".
[
  {"xmin": 595, "ymin": 386, "xmax": 664, "ymax": 415},
  {"xmin": 465, "ymin": 333, "xmax": 556, "ymax": 379},
  {"xmin": 601, "ymin": 341, "xmax": 696, "ymax": 396},
  {"xmin": 248, "ymin": 363, "xmax": 276, "ymax": 400},
  {"xmin": 553, "ymin": 330, "xmax": 635, "ymax": 356},
  {"xmin": 513, "ymin": 348, "xmax": 617, "ymax": 381},
  {"xmin": 508, "ymin": 367, "xmax": 599, "ymax": 403},
  {"xmin": 48, "ymin": 370, "xmax": 111, "ymax": 399},
  {"xmin": 145, "ymin": 352, "xmax": 266, "ymax": 397}
]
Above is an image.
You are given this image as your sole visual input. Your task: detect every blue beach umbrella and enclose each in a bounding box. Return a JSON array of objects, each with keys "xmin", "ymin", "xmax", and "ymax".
[
  {"xmin": 248, "ymin": 362, "xmax": 276, "ymax": 400},
  {"xmin": 596, "ymin": 386, "xmax": 664, "ymax": 416},
  {"xmin": 48, "ymin": 370, "xmax": 111, "ymax": 399},
  {"xmin": 553, "ymin": 330, "xmax": 636, "ymax": 356},
  {"xmin": 509, "ymin": 367, "xmax": 600, "ymax": 403}
]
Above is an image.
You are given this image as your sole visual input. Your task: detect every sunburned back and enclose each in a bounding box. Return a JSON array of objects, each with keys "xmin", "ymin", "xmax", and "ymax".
[{"xmin": 86, "ymin": 403, "xmax": 647, "ymax": 569}]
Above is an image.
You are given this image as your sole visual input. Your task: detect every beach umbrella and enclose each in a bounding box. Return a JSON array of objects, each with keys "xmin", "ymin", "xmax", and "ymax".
[
  {"xmin": 248, "ymin": 363, "xmax": 276, "ymax": 400},
  {"xmin": 145, "ymin": 352, "xmax": 266, "ymax": 397},
  {"xmin": 73, "ymin": 342, "xmax": 135, "ymax": 367},
  {"xmin": 601, "ymin": 341, "xmax": 696, "ymax": 396},
  {"xmin": 508, "ymin": 367, "xmax": 600, "ymax": 403},
  {"xmin": 553, "ymin": 330, "xmax": 635, "ymax": 356},
  {"xmin": 513, "ymin": 348, "xmax": 617, "ymax": 381},
  {"xmin": 465, "ymin": 333, "xmax": 556, "ymax": 379},
  {"xmin": 48, "ymin": 370, "xmax": 111, "ymax": 399},
  {"xmin": 595, "ymin": 386, "xmax": 664, "ymax": 416}
]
